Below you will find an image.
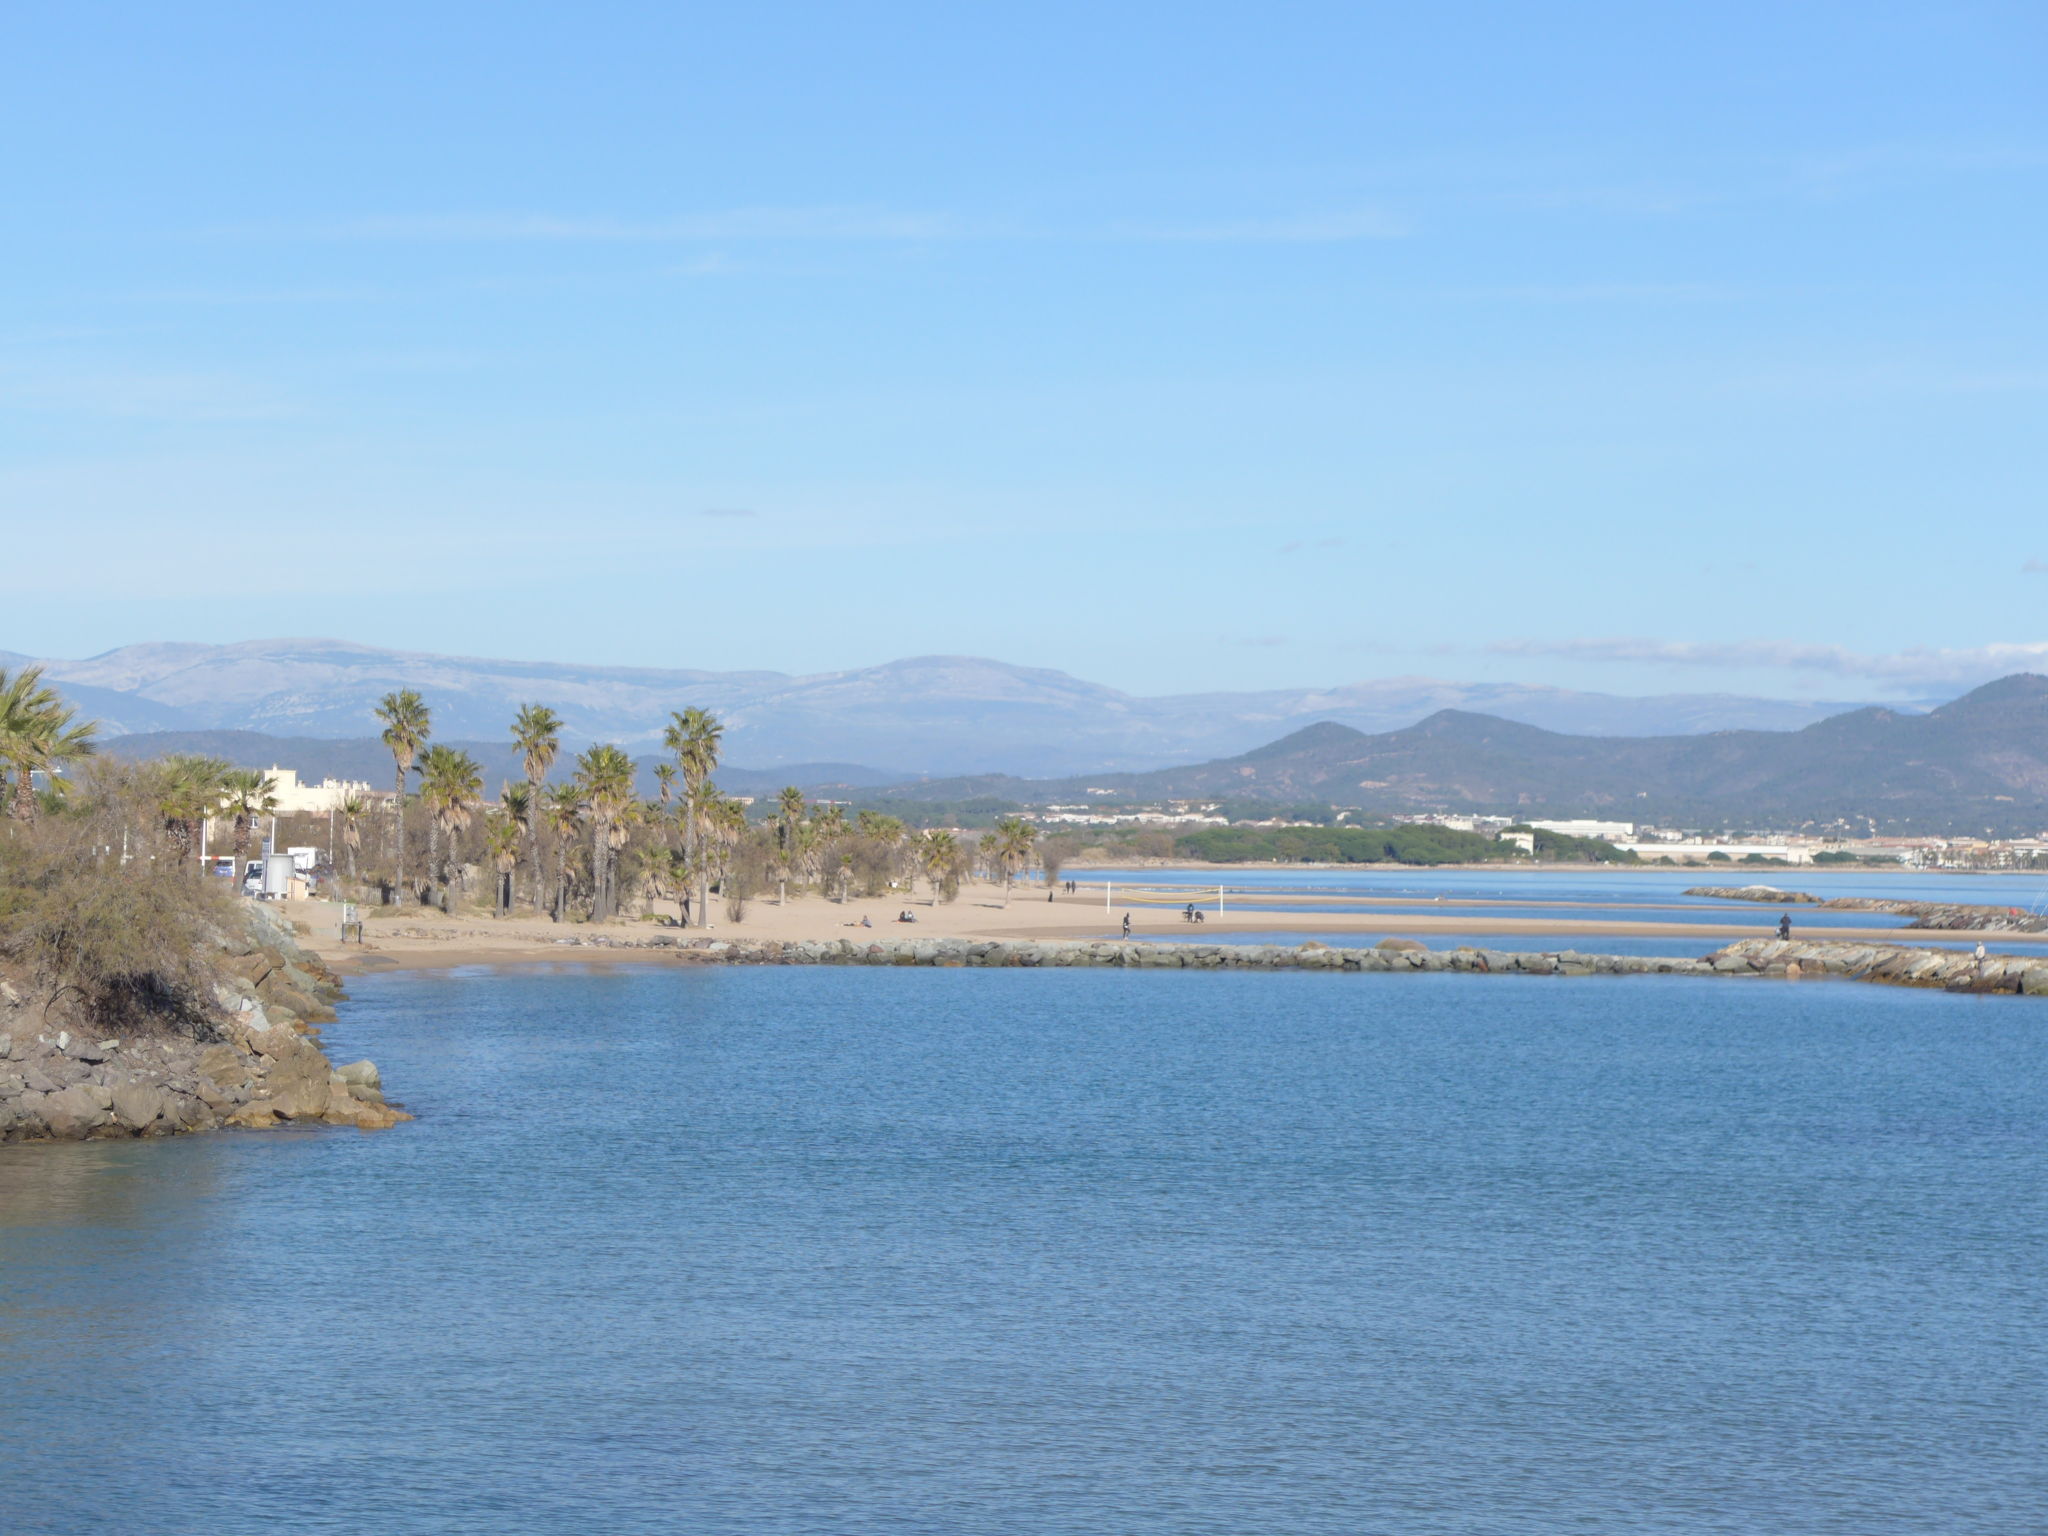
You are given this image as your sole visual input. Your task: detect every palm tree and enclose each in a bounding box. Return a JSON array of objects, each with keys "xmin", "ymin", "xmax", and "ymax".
[
  {"xmin": 483, "ymin": 810, "xmax": 520, "ymax": 917},
  {"xmin": 337, "ymin": 790, "xmax": 368, "ymax": 882},
  {"xmin": 918, "ymin": 829, "xmax": 959, "ymax": 904},
  {"xmin": 540, "ymin": 784, "xmax": 583, "ymax": 921},
  {"xmin": 0, "ymin": 666, "xmax": 98, "ymax": 825},
  {"xmin": 772, "ymin": 785, "xmax": 808, "ymax": 903},
  {"xmin": 375, "ymin": 689, "xmax": 431, "ymax": 902},
  {"xmin": 416, "ymin": 744, "xmax": 483, "ymax": 908},
  {"xmin": 988, "ymin": 816, "xmax": 1037, "ymax": 906},
  {"xmin": 154, "ymin": 754, "xmax": 230, "ymax": 866},
  {"xmin": 219, "ymin": 768, "xmax": 279, "ymax": 884},
  {"xmin": 663, "ymin": 707, "xmax": 723, "ymax": 928},
  {"xmin": 573, "ymin": 744, "xmax": 637, "ymax": 921},
  {"xmin": 511, "ymin": 703, "xmax": 562, "ymax": 909},
  {"xmin": 653, "ymin": 762, "xmax": 676, "ymax": 807}
]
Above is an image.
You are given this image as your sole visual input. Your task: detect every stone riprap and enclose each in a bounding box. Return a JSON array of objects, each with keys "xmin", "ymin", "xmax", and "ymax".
[
  {"xmin": 1685, "ymin": 885, "xmax": 1824, "ymax": 904},
  {"xmin": 1713, "ymin": 938, "xmax": 2048, "ymax": 994},
  {"xmin": 678, "ymin": 934, "xmax": 2048, "ymax": 992},
  {"xmin": 364, "ymin": 927, "xmax": 2048, "ymax": 997},
  {"xmin": 0, "ymin": 903, "xmax": 407, "ymax": 1144},
  {"xmin": 1688, "ymin": 885, "xmax": 2048, "ymax": 932}
]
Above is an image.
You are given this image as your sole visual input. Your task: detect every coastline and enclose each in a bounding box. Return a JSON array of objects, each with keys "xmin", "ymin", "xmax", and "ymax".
[
  {"xmin": 309, "ymin": 926, "xmax": 2048, "ymax": 998},
  {"xmin": 293, "ymin": 879, "xmax": 2048, "ymax": 977}
]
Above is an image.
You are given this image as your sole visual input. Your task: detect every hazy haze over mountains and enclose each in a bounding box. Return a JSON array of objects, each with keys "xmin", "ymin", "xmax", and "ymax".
[{"xmin": 3, "ymin": 638, "xmax": 1889, "ymax": 778}]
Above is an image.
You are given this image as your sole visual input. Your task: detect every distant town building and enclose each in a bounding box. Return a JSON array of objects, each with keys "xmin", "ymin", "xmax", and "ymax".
[
  {"xmin": 1529, "ymin": 819, "xmax": 1636, "ymax": 841},
  {"xmin": 264, "ymin": 766, "xmax": 376, "ymax": 816}
]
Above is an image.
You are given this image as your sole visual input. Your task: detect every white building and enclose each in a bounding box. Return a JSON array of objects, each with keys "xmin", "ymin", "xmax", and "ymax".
[
  {"xmin": 1529, "ymin": 819, "xmax": 1636, "ymax": 841},
  {"xmin": 264, "ymin": 766, "xmax": 376, "ymax": 816},
  {"xmin": 1613, "ymin": 841, "xmax": 1813, "ymax": 865}
]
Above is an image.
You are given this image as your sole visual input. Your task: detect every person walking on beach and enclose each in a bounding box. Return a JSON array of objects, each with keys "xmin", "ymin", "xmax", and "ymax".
[
  {"xmin": 1122, "ymin": 912, "xmax": 1131, "ymax": 939},
  {"xmin": 1777, "ymin": 913, "xmax": 1792, "ymax": 941}
]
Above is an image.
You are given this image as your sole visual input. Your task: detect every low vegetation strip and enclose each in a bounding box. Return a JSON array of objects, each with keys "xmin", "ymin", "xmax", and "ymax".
[{"xmin": 1171, "ymin": 824, "xmax": 1634, "ymax": 865}]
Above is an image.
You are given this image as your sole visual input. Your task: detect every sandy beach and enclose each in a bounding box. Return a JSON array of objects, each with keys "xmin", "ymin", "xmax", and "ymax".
[{"xmin": 291, "ymin": 881, "xmax": 2034, "ymax": 973}]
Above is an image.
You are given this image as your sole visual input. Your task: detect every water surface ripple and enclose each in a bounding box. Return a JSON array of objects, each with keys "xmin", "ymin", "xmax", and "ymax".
[{"xmin": 3, "ymin": 967, "xmax": 2043, "ymax": 1534}]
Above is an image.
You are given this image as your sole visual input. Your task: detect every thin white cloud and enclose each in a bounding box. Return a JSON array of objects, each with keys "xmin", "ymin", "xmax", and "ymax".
[
  {"xmin": 277, "ymin": 207, "xmax": 964, "ymax": 243},
  {"xmin": 1442, "ymin": 281, "xmax": 1738, "ymax": 304},
  {"xmin": 222, "ymin": 205, "xmax": 1409, "ymax": 246},
  {"xmin": 699, "ymin": 508, "xmax": 757, "ymax": 519},
  {"xmin": 1487, "ymin": 636, "xmax": 2048, "ymax": 687},
  {"xmin": 1116, "ymin": 209, "xmax": 1408, "ymax": 243},
  {"xmin": 2023, "ymin": 558, "xmax": 2048, "ymax": 574}
]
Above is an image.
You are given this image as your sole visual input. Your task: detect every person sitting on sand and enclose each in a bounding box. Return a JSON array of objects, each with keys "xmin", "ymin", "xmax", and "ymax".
[{"xmin": 861, "ymin": 914, "xmax": 872, "ymax": 928}]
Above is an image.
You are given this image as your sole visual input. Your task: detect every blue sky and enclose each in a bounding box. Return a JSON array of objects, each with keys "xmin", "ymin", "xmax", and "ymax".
[{"xmin": 4, "ymin": 1, "xmax": 2044, "ymax": 700}]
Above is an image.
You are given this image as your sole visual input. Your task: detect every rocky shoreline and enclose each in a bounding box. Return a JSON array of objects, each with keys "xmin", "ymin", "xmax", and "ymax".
[
  {"xmin": 368, "ymin": 928, "xmax": 2048, "ymax": 996},
  {"xmin": 1, "ymin": 903, "xmax": 407, "ymax": 1144}
]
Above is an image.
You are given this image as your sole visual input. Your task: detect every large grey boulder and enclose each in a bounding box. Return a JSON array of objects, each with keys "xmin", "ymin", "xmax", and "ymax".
[
  {"xmin": 335, "ymin": 1060, "xmax": 381, "ymax": 1091},
  {"xmin": 111, "ymin": 1083, "xmax": 165, "ymax": 1131},
  {"xmin": 39, "ymin": 1084, "xmax": 108, "ymax": 1137}
]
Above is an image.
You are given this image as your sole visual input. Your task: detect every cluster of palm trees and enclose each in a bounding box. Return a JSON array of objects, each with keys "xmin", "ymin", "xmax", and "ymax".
[
  {"xmin": 350, "ymin": 691, "xmax": 1049, "ymax": 923},
  {"xmin": 4, "ymin": 668, "xmax": 1053, "ymax": 924},
  {"xmin": 361, "ymin": 692, "xmax": 741, "ymax": 923}
]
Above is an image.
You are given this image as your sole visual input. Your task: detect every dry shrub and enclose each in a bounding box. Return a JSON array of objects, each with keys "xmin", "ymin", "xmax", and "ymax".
[{"xmin": 0, "ymin": 819, "xmax": 232, "ymax": 1038}]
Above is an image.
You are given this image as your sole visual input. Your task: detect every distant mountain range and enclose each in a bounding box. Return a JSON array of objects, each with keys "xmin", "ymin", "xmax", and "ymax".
[
  {"xmin": 3, "ymin": 637, "xmax": 1887, "ymax": 777},
  {"xmin": 875, "ymin": 675, "xmax": 2048, "ymax": 836}
]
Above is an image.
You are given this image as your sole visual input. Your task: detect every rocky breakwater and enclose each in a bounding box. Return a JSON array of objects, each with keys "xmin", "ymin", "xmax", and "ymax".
[
  {"xmin": 1686, "ymin": 885, "xmax": 1823, "ymax": 904},
  {"xmin": 661, "ymin": 933, "xmax": 1724, "ymax": 977},
  {"xmin": 1689, "ymin": 885, "xmax": 2048, "ymax": 932},
  {"xmin": 1709, "ymin": 938, "xmax": 2048, "ymax": 995},
  {"xmin": 0, "ymin": 903, "xmax": 407, "ymax": 1143}
]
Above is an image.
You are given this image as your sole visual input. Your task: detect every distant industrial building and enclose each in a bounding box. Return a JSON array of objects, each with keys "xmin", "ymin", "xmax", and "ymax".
[{"xmin": 1528, "ymin": 819, "xmax": 1636, "ymax": 842}]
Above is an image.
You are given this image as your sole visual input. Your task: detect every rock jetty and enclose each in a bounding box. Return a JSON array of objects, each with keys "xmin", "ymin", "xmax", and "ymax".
[
  {"xmin": 374, "ymin": 928, "xmax": 2048, "ymax": 997},
  {"xmin": 1687, "ymin": 885, "xmax": 1823, "ymax": 904},
  {"xmin": 1688, "ymin": 885, "xmax": 2048, "ymax": 931},
  {"xmin": 1, "ymin": 903, "xmax": 407, "ymax": 1144},
  {"xmin": 1713, "ymin": 938, "xmax": 2048, "ymax": 995}
]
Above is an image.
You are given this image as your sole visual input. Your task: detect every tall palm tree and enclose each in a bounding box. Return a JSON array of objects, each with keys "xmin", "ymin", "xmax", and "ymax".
[
  {"xmin": 154, "ymin": 754, "xmax": 230, "ymax": 867},
  {"xmin": 483, "ymin": 810, "xmax": 520, "ymax": 917},
  {"xmin": 540, "ymin": 784, "xmax": 584, "ymax": 921},
  {"xmin": 337, "ymin": 790, "xmax": 369, "ymax": 882},
  {"xmin": 511, "ymin": 703, "xmax": 562, "ymax": 909},
  {"xmin": 653, "ymin": 762, "xmax": 676, "ymax": 807},
  {"xmin": 416, "ymin": 744, "xmax": 483, "ymax": 908},
  {"xmin": 918, "ymin": 829, "xmax": 959, "ymax": 904},
  {"xmin": 663, "ymin": 707, "xmax": 723, "ymax": 928},
  {"xmin": 774, "ymin": 785, "xmax": 807, "ymax": 903},
  {"xmin": 498, "ymin": 781, "xmax": 532, "ymax": 906},
  {"xmin": 219, "ymin": 768, "xmax": 279, "ymax": 884},
  {"xmin": 375, "ymin": 689, "xmax": 431, "ymax": 902},
  {"xmin": 573, "ymin": 744, "xmax": 637, "ymax": 922},
  {"xmin": 0, "ymin": 666, "xmax": 98, "ymax": 824},
  {"xmin": 989, "ymin": 816, "xmax": 1037, "ymax": 907}
]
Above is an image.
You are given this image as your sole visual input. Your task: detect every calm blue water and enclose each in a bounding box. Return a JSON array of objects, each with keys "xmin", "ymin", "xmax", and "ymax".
[{"xmin": 4, "ymin": 966, "xmax": 2045, "ymax": 1535}]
